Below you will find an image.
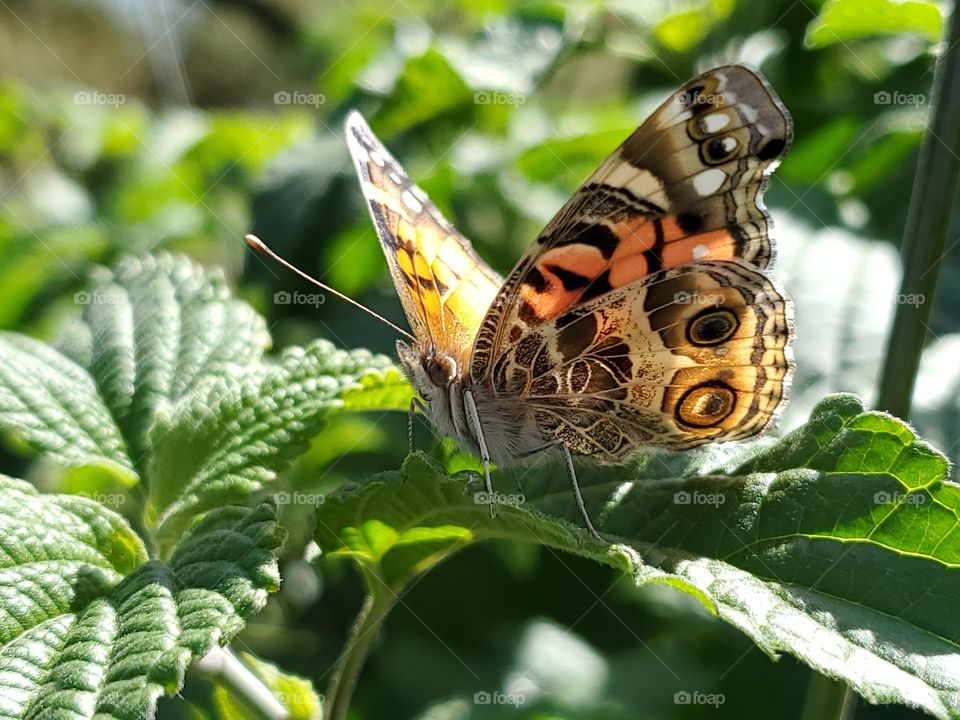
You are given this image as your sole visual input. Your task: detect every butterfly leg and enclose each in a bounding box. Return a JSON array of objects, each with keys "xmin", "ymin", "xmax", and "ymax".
[
  {"xmin": 562, "ymin": 444, "xmax": 603, "ymax": 542},
  {"xmin": 408, "ymin": 396, "xmax": 425, "ymax": 454},
  {"xmin": 463, "ymin": 389, "xmax": 497, "ymax": 518}
]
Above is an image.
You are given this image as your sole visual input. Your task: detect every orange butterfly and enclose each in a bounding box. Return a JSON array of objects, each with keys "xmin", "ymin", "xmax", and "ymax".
[{"xmin": 255, "ymin": 64, "xmax": 793, "ymax": 540}]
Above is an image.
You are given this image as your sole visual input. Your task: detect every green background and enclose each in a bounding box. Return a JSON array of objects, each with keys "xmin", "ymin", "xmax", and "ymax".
[{"xmin": 0, "ymin": 0, "xmax": 955, "ymax": 717}]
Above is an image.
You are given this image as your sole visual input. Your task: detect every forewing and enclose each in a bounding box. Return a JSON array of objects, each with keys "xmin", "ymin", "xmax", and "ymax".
[
  {"xmin": 345, "ymin": 112, "xmax": 502, "ymax": 360},
  {"xmin": 471, "ymin": 64, "xmax": 791, "ymax": 384}
]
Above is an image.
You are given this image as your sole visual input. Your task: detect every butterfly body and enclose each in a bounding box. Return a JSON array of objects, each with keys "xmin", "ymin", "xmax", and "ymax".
[
  {"xmin": 345, "ymin": 64, "xmax": 794, "ymax": 538},
  {"xmin": 396, "ymin": 340, "xmax": 548, "ymax": 466}
]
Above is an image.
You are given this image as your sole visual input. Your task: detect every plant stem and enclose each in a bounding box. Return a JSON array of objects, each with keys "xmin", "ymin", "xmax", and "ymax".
[
  {"xmin": 194, "ymin": 646, "xmax": 289, "ymax": 720},
  {"xmin": 803, "ymin": 4, "xmax": 960, "ymax": 720},
  {"xmin": 877, "ymin": 0, "xmax": 960, "ymax": 418},
  {"xmin": 325, "ymin": 568, "xmax": 396, "ymax": 720}
]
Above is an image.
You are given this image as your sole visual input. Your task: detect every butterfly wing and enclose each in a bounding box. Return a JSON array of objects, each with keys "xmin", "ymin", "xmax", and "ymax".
[
  {"xmin": 345, "ymin": 112, "xmax": 502, "ymax": 361},
  {"xmin": 470, "ymin": 64, "xmax": 793, "ymax": 451},
  {"xmin": 490, "ymin": 260, "xmax": 791, "ymax": 454},
  {"xmin": 471, "ymin": 64, "xmax": 792, "ymax": 383}
]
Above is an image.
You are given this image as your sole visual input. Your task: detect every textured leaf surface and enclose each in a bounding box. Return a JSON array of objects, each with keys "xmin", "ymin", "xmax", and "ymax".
[
  {"xmin": 0, "ymin": 333, "xmax": 135, "ymax": 482},
  {"xmin": 148, "ymin": 340, "xmax": 404, "ymax": 553},
  {"xmin": 82, "ymin": 254, "xmax": 270, "ymax": 462},
  {"xmin": 315, "ymin": 395, "xmax": 959, "ymax": 718},
  {"xmin": 0, "ymin": 476, "xmax": 281, "ymax": 720}
]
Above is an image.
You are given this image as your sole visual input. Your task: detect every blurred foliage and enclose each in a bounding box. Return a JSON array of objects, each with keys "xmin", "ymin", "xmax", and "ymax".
[{"xmin": 0, "ymin": 0, "xmax": 958, "ymax": 718}]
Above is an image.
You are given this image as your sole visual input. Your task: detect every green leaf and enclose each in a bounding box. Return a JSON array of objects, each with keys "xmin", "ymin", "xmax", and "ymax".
[
  {"xmin": 212, "ymin": 653, "xmax": 324, "ymax": 720},
  {"xmin": 653, "ymin": 0, "xmax": 735, "ymax": 54},
  {"xmin": 339, "ymin": 364, "xmax": 414, "ymax": 412},
  {"xmin": 372, "ymin": 49, "xmax": 473, "ymax": 136},
  {"xmin": 0, "ymin": 332, "xmax": 136, "ymax": 483},
  {"xmin": 316, "ymin": 394, "xmax": 959, "ymax": 718},
  {"xmin": 0, "ymin": 476, "xmax": 281, "ymax": 719},
  {"xmin": 806, "ymin": 0, "xmax": 943, "ymax": 47},
  {"xmin": 516, "ymin": 129, "xmax": 634, "ymax": 185},
  {"xmin": 779, "ymin": 116, "xmax": 863, "ymax": 184},
  {"xmin": 148, "ymin": 340, "xmax": 405, "ymax": 554},
  {"xmin": 82, "ymin": 254, "xmax": 270, "ymax": 462}
]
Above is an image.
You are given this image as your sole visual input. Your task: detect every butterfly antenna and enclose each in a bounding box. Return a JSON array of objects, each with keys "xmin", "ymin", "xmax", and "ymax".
[{"xmin": 245, "ymin": 234, "xmax": 417, "ymax": 343}]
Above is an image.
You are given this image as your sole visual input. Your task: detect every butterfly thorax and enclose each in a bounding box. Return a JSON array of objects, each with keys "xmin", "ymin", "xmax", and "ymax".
[
  {"xmin": 396, "ymin": 339, "xmax": 472, "ymax": 448},
  {"xmin": 396, "ymin": 339, "xmax": 544, "ymax": 465}
]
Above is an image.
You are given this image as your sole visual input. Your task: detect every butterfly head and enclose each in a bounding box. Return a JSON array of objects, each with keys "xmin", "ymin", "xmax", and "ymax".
[{"xmin": 396, "ymin": 340, "xmax": 460, "ymax": 401}]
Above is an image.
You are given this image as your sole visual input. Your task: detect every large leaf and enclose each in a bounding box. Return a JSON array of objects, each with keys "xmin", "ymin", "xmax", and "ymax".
[
  {"xmin": 0, "ymin": 476, "xmax": 281, "ymax": 720},
  {"xmin": 805, "ymin": 0, "xmax": 943, "ymax": 46},
  {"xmin": 0, "ymin": 333, "xmax": 135, "ymax": 483},
  {"xmin": 371, "ymin": 49, "xmax": 473, "ymax": 136},
  {"xmin": 81, "ymin": 254, "xmax": 270, "ymax": 462},
  {"xmin": 0, "ymin": 253, "xmax": 408, "ymax": 558},
  {"xmin": 316, "ymin": 394, "xmax": 958, "ymax": 718},
  {"xmin": 147, "ymin": 340, "xmax": 406, "ymax": 554}
]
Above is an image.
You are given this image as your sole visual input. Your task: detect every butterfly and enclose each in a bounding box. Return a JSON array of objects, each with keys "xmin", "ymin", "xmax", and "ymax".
[{"xmin": 339, "ymin": 64, "xmax": 792, "ymax": 540}]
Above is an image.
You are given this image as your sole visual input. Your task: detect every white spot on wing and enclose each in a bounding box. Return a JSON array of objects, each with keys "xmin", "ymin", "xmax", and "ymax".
[
  {"xmin": 388, "ymin": 171, "xmax": 402, "ymax": 184},
  {"xmin": 606, "ymin": 163, "xmax": 664, "ymax": 199},
  {"xmin": 692, "ymin": 168, "xmax": 726, "ymax": 196},
  {"xmin": 692, "ymin": 244, "xmax": 709, "ymax": 259},
  {"xmin": 369, "ymin": 150, "xmax": 386, "ymax": 167},
  {"xmin": 700, "ymin": 113, "xmax": 730, "ymax": 133},
  {"xmin": 402, "ymin": 189, "xmax": 423, "ymax": 213}
]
